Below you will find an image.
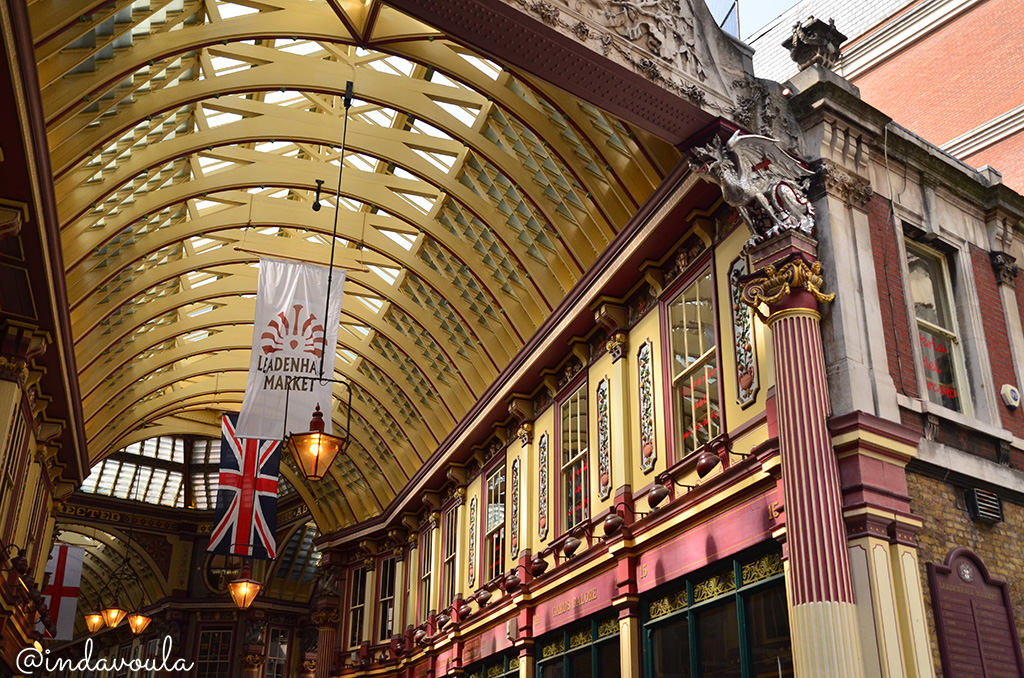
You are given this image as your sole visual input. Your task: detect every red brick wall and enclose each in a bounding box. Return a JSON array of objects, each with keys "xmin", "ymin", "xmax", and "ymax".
[
  {"xmin": 963, "ymin": 129, "xmax": 1024, "ymax": 194},
  {"xmin": 971, "ymin": 245, "xmax": 1024, "ymax": 438},
  {"xmin": 866, "ymin": 194, "xmax": 919, "ymax": 397},
  {"xmin": 852, "ymin": 0, "xmax": 1024, "ymax": 147}
]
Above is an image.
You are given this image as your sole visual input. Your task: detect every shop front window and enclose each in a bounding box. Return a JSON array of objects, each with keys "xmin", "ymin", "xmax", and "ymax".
[
  {"xmin": 644, "ymin": 550, "xmax": 791, "ymax": 678},
  {"xmin": 537, "ymin": 617, "xmax": 620, "ymax": 678}
]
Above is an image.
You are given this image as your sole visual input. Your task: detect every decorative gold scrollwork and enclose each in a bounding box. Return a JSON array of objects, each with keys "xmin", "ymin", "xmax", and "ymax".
[{"xmin": 740, "ymin": 257, "xmax": 835, "ymax": 321}]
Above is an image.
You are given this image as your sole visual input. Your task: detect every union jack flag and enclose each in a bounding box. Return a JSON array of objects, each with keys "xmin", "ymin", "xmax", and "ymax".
[{"xmin": 208, "ymin": 413, "xmax": 281, "ymax": 560}]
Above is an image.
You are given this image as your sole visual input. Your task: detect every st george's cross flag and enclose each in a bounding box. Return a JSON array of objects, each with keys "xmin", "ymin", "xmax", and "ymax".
[
  {"xmin": 38, "ymin": 544, "xmax": 83, "ymax": 640},
  {"xmin": 208, "ymin": 413, "xmax": 281, "ymax": 559},
  {"xmin": 235, "ymin": 257, "xmax": 345, "ymax": 441}
]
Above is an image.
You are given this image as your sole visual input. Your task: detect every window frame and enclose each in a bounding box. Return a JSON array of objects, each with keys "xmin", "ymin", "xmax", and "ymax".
[
  {"xmin": 483, "ymin": 459, "xmax": 507, "ymax": 583},
  {"xmin": 660, "ymin": 255, "xmax": 723, "ymax": 465},
  {"xmin": 347, "ymin": 566, "xmax": 368, "ymax": 649},
  {"xmin": 377, "ymin": 556, "xmax": 398, "ymax": 642},
  {"xmin": 903, "ymin": 237, "xmax": 974, "ymax": 417},
  {"xmin": 194, "ymin": 628, "xmax": 234, "ymax": 678},
  {"xmin": 536, "ymin": 616, "xmax": 621, "ymax": 678},
  {"xmin": 557, "ymin": 378, "xmax": 590, "ymax": 536},
  {"xmin": 264, "ymin": 627, "xmax": 291, "ymax": 678},
  {"xmin": 419, "ymin": 525, "xmax": 434, "ymax": 620},
  {"xmin": 441, "ymin": 504, "xmax": 459, "ymax": 609}
]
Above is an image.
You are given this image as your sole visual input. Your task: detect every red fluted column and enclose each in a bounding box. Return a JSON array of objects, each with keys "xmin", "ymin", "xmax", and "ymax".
[{"xmin": 741, "ymin": 232, "xmax": 865, "ymax": 678}]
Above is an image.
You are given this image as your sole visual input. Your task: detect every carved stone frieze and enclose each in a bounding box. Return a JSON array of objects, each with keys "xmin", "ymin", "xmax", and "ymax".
[
  {"xmin": 313, "ymin": 565, "xmax": 344, "ymax": 598},
  {"xmin": 817, "ymin": 161, "xmax": 873, "ymax": 208},
  {"xmin": 990, "ymin": 251, "xmax": 1019, "ymax": 286},
  {"xmin": 494, "ymin": 0, "xmax": 742, "ymax": 115},
  {"xmin": 311, "ymin": 608, "xmax": 340, "ymax": 628}
]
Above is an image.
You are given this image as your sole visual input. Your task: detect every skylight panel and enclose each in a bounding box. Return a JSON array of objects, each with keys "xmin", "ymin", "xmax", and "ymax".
[
  {"xmin": 210, "ymin": 55, "xmax": 250, "ymax": 75},
  {"xmin": 217, "ymin": 2, "xmax": 259, "ymax": 19},
  {"xmin": 395, "ymin": 192, "xmax": 435, "ymax": 214},
  {"xmin": 264, "ymin": 90, "xmax": 304, "ymax": 105},
  {"xmin": 457, "ymin": 53, "xmax": 501, "ymax": 80},
  {"xmin": 278, "ymin": 39, "xmax": 323, "ymax": 56},
  {"xmin": 379, "ymin": 228, "xmax": 416, "ymax": 251},
  {"xmin": 368, "ymin": 265, "xmax": 400, "ymax": 285},
  {"xmin": 347, "ymin": 153, "xmax": 378, "ymax": 172},
  {"xmin": 256, "ymin": 141, "xmax": 291, "ymax": 153},
  {"xmin": 412, "ymin": 149, "xmax": 456, "ymax": 173},
  {"xmin": 410, "ymin": 120, "xmax": 452, "ymax": 140},
  {"xmin": 358, "ymin": 296, "xmax": 384, "ymax": 313},
  {"xmin": 435, "ymin": 101, "xmax": 479, "ymax": 128},
  {"xmin": 205, "ymin": 110, "xmax": 243, "ymax": 128},
  {"xmin": 429, "ymin": 70, "xmax": 463, "ymax": 89}
]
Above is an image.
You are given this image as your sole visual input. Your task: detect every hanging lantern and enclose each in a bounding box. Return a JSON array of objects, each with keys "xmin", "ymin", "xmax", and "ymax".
[
  {"xmin": 84, "ymin": 610, "xmax": 105, "ymax": 633},
  {"xmin": 102, "ymin": 601, "xmax": 128, "ymax": 628},
  {"xmin": 284, "ymin": 405, "xmax": 347, "ymax": 480},
  {"xmin": 228, "ymin": 563, "xmax": 261, "ymax": 610},
  {"xmin": 127, "ymin": 611, "xmax": 152, "ymax": 635}
]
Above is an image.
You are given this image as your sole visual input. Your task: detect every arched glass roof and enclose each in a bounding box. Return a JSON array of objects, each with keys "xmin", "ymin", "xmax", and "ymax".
[{"xmin": 29, "ymin": 0, "xmax": 679, "ymax": 532}]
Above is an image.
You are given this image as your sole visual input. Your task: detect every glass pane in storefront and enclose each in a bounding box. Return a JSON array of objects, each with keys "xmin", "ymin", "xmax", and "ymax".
[
  {"xmin": 747, "ymin": 584, "xmax": 793, "ymax": 676},
  {"xmin": 698, "ymin": 600, "xmax": 740, "ymax": 677},
  {"xmin": 651, "ymin": 615, "xmax": 691, "ymax": 678},
  {"xmin": 598, "ymin": 638, "xmax": 622, "ymax": 678}
]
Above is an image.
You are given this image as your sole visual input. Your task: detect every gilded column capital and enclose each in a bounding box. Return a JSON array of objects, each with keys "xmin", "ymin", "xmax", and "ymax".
[
  {"xmin": 311, "ymin": 608, "xmax": 340, "ymax": 628},
  {"xmin": 515, "ymin": 421, "xmax": 533, "ymax": 446},
  {"xmin": 740, "ymin": 256, "xmax": 835, "ymax": 321}
]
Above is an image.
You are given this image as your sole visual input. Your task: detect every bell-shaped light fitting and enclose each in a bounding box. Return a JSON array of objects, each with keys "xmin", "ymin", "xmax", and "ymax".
[
  {"xmin": 127, "ymin": 612, "xmax": 152, "ymax": 635},
  {"xmin": 102, "ymin": 602, "xmax": 128, "ymax": 629},
  {"xmin": 603, "ymin": 513, "xmax": 625, "ymax": 538},
  {"xmin": 474, "ymin": 588, "xmax": 492, "ymax": 606},
  {"xmin": 504, "ymin": 572, "xmax": 522, "ymax": 593},
  {"xmin": 562, "ymin": 535, "xmax": 581, "ymax": 558},
  {"xmin": 529, "ymin": 554, "xmax": 549, "ymax": 577},
  {"xmin": 696, "ymin": 449, "xmax": 721, "ymax": 478},
  {"xmin": 12, "ymin": 549, "xmax": 28, "ymax": 575},
  {"xmin": 84, "ymin": 611, "xmax": 105, "ymax": 633},
  {"xmin": 648, "ymin": 483, "xmax": 670, "ymax": 510},
  {"xmin": 285, "ymin": 405, "xmax": 346, "ymax": 481},
  {"xmin": 228, "ymin": 564, "xmax": 262, "ymax": 610}
]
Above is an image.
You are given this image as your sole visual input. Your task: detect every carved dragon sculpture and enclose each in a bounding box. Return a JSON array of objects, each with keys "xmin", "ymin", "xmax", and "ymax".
[{"xmin": 690, "ymin": 130, "xmax": 815, "ymax": 249}]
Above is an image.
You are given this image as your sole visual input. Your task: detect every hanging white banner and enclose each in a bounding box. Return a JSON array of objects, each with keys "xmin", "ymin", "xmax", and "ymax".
[{"xmin": 236, "ymin": 257, "xmax": 345, "ymax": 440}]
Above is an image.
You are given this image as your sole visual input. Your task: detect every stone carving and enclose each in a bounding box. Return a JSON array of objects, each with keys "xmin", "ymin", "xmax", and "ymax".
[
  {"xmin": 784, "ymin": 16, "xmax": 847, "ymax": 72},
  {"xmin": 313, "ymin": 565, "xmax": 344, "ymax": 598},
  {"xmin": 691, "ymin": 131, "xmax": 815, "ymax": 250},
  {"xmin": 605, "ymin": 1, "xmax": 704, "ymax": 79},
  {"xmin": 990, "ymin": 251, "xmax": 1019, "ymax": 285},
  {"xmin": 819, "ymin": 162, "xmax": 873, "ymax": 208}
]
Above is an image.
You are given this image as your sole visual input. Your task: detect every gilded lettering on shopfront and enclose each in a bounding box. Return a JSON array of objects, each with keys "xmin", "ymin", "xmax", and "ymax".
[{"xmin": 551, "ymin": 588, "xmax": 599, "ymax": 617}]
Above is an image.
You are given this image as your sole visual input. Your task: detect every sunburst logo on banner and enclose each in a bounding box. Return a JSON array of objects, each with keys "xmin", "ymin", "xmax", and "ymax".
[{"xmin": 260, "ymin": 304, "xmax": 325, "ymax": 358}]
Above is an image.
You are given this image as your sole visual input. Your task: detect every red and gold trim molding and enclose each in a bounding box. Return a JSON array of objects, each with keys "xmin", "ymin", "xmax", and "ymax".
[{"xmin": 830, "ymin": 411, "xmax": 924, "ymax": 546}]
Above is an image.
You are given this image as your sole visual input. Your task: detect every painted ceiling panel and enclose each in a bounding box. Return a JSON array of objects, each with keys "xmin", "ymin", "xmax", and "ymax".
[{"xmin": 29, "ymin": 0, "xmax": 678, "ymax": 532}]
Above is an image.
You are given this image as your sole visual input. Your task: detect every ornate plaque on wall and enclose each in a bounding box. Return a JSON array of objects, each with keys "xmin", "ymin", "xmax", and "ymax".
[{"xmin": 927, "ymin": 548, "xmax": 1024, "ymax": 677}]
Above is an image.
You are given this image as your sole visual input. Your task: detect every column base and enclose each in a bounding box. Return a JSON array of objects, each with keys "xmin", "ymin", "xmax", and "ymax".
[{"xmin": 791, "ymin": 601, "xmax": 866, "ymax": 678}]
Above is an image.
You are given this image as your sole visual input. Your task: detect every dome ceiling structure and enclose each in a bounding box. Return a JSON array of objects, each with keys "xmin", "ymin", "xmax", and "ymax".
[{"xmin": 28, "ymin": 0, "xmax": 679, "ymax": 532}]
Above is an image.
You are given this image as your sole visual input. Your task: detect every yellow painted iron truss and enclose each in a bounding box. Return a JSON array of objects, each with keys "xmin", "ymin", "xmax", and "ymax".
[{"xmin": 29, "ymin": 0, "xmax": 678, "ymax": 530}]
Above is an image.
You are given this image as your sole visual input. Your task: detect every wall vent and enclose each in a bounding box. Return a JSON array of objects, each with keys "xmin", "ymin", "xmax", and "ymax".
[{"xmin": 966, "ymin": 488, "xmax": 1003, "ymax": 524}]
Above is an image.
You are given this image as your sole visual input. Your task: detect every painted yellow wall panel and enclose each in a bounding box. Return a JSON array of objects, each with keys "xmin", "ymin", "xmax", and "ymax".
[
  {"xmin": 627, "ymin": 309, "xmax": 668, "ymax": 492},
  {"xmin": 714, "ymin": 226, "xmax": 774, "ymax": 439}
]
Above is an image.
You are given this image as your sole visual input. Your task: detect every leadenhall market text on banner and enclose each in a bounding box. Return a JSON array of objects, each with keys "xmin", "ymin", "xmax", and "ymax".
[{"xmin": 236, "ymin": 257, "xmax": 345, "ymax": 441}]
